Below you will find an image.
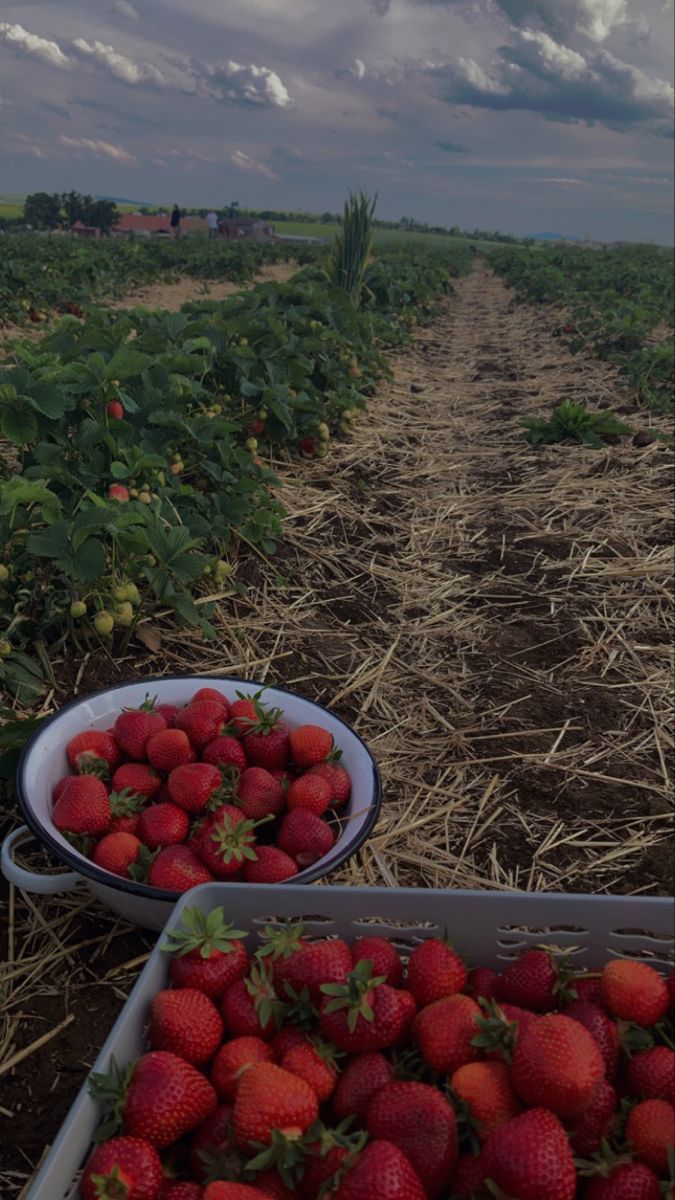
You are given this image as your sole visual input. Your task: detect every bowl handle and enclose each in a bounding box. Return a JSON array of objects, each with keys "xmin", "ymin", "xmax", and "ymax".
[{"xmin": 1, "ymin": 826, "xmax": 82, "ymax": 894}]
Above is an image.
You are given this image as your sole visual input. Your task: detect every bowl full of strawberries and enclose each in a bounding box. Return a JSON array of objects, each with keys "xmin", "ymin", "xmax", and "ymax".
[{"xmin": 4, "ymin": 677, "xmax": 381, "ymax": 928}]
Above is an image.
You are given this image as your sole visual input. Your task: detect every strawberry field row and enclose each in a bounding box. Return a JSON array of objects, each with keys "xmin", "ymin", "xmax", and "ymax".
[{"xmin": 0, "ymin": 245, "xmax": 472, "ymax": 707}]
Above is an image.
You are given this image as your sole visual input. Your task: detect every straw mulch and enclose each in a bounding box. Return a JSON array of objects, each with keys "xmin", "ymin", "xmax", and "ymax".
[{"xmin": 1, "ymin": 263, "xmax": 673, "ymax": 1195}]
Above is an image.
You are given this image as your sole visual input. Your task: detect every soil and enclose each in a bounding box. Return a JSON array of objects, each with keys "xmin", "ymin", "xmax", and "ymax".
[
  {"xmin": 1, "ymin": 263, "xmax": 672, "ymax": 1194},
  {"xmin": 110, "ymin": 261, "xmax": 298, "ymax": 311}
]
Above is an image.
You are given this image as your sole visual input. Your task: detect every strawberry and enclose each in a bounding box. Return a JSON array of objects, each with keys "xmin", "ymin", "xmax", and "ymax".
[
  {"xmin": 162, "ymin": 1185, "xmax": 204, "ymax": 1200},
  {"xmin": 204, "ymin": 1185, "xmax": 273, "ymax": 1199},
  {"xmin": 109, "ymin": 484, "xmax": 130, "ymax": 502},
  {"xmin": 114, "ymin": 702, "xmax": 167, "ymax": 760},
  {"xmin": 233, "ymin": 1062, "xmax": 319, "ymax": 1150},
  {"xmin": 189, "ymin": 1104, "xmax": 237, "ymax": 1184},
  {"xmin": 53, "ymin": 775, "xmax": 110, "ymax": 836},
  {"xmin": 175, "ymin": 702, "xmax": 228, "ymax": 749},
  {"xmin": 195, "ymin": 807, "xmax": 259, "ymax": 878},
  {"xmin": 93, "ymin": 832, "xmax": 142, "ymax": 878},
  {"xmin": 228, "ymin": 697, "xmax": 259, "ymax": 736},
  {"xmin": 570, "ymin": 971, "xmax": 605, "ymax": 1007},
  {"xmin": 52, "ymin": 775, "xmax": 71, "ymax": 803},
  {"xmin": 306, "ymin": 762, "xmax": 351, "ymax": 807},
  {"xmin": 247, "ymin": 1170, "xmax": 294, "ymax": 1199},
  {"xmin": 413, "ymin": 994, "xmax": 481, "ymax": 1074},
  {"xmin": 366, "ymin": 1081, "xmax": 458, "ymax": 1197},
  {"xmin": 276, "ymin": 810, "xmax": 335, "ymax": 867},
  {"xmin": 601, "ymin": 961, "xmax": 669, "ymax": 1026},
  {"xmin": 499, "ymin": 949, "xmax": 560, "ymax": 1012},
  {"xmin": 286, "ymin": 774, "xmax": 331, "ymax": 817},
  {"xmin": 149, "ymin": 988, "xmax": 224, "ymax": 1065},
  {"xmin": 626, "ymin": 1046, "xmax": 675, "ymax": 1101},
  {"xmin": 332, "ymin": 1052, "xmax": 395, "ymax": 1123},
  {"xmin": 211, "ymin": 1036, "xmax": 275, "ymax": 1101},
  {"xmin": 242, "ymin": 847, "xmax": 298, "ymax": 883},
  {"xmin": 155, "ymin": 703, "xmax": 182, "ymax": 727},
  {"xmin": 241, "ymin": 704, "xmax": 290, "ymax": 771},
  {"xmin": 191, "ymin": 687, "xmax": 230, "ymax": 712},
  {"xmin": 392, "ymin": 988, "xmax": 418, "ymax": 1049},
  {"xmin": 80, "ymin": 1135, "xmax": 163, "ymax": 1200},
  {"xmin": 351, "ymin": 937, "xmax": 403, "ymax": 987},
  {"xmin": 92, "ymin": 1051, "xmax": 217, "ymax": 1149},
  {"xmin": 511, "ymin": 1012, "xmax": 605, "ymax": 1118},
  {"xmin": 625, "ymin": 1098, "xmax": 675, "ymax": 1175},
  {"xmin": 109, "ymin": 789, "xmax": 145, "ymax": 835},
  {"xmin": 318, "ymin": 962, "xmax": 410, "ymax": 1052},
  {"xmin": 566, "ymin": 1077, "xmax": 616, "ymax": 1155},
  {"xmin": 449, "ymin": 1150, "xmax": 488, "ymax": 1198},
  {"xmin": 236, "ymin": 768, "xmax": 285, "ymax": 820},
  {"xmin": 289, "ymin": 724, "xmax": 334, "ymax": 768},
  {"xmin": 269, "ymin": 1028, "xmax": 311, "ymax": 1059},
  {"xmin": 450, "ymin": 1060, "xmax": 522, "ymax": 1142},
  {"xmin": 137, "ymin": 803, "xmax": 190, "ymax": 849},
  {"xmin": 333, "ymin": 1140, "xmax": 428, "ymax": 1199},
  {"xmin": 148, "ymin": 845, "xmax": 214, "ymax": 892},
  {"xmin": 202, "ymin": 736, "xmax": 247, "ymax": 772},
  {"xmin": 584, "ymin": 1162, "xmax": 662, "ymax": 1200},
  {"xmin": 147, "ymin": 729, "xmax": 196, "ymax": 772},
  {"xmin": 164, "ymin": 907, "xmax": 249, "ymax": 999},
  {"xmin": 667, "ymin": 972, "xmax": 675, "ymax": 1016},
  {"xmin": 66, "ymin": 729, "xmax": 120, "ymax": 775},
  {"xmin": 221, "ymin": 963, "xmax": 283, "ymax": 1040},
  {"xmin": 169, "ymin": 763, "xmax": 223, "ymax": 813},
  {"xmin": 280, "ymin": 1040, "xmax": 338, "ymax": 1103},
  {"xmin": 564, "ymin": 999, "xmax": 619, "ymax": 1079},
  {"xmin": 107, "ymin": 400, "xmax": 124, "ymax": 419},
  {"xmin": 259, "ymin": 926, "xmax": 352, "ymax": 1003},
  {"xmin": 300, "ymin": 1135, "xmax": 353, "ymax": 1200},
  {"xmin": 113, "ymin": 763, "xmax": 162, "ymax": 800},
  {"xmin": 483, "ymin": 1108, "xmax": 576, "ymax": 1200},
  {"xmin": 467, "ymin": 967, "xmax": 502, "ymax": 1004},
  {"xmin": 407, "ymin": 937, "xmax": 467, "ymax": 1006}
]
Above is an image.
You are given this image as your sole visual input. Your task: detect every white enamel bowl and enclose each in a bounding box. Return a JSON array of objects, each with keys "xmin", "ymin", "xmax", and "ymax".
[{"xmin": 1, "ymin": 676, "xmax": 381, "ymax": 929}]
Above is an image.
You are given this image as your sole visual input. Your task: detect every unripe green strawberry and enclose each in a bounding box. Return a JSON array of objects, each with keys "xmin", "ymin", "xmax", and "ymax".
[
  {"xmin": 94, "ymin": 610, "xmax": 115, "ymax": 635},
  {"xmin": 70, "ymin": 600, "xmax": 87, "ymax": 618}
]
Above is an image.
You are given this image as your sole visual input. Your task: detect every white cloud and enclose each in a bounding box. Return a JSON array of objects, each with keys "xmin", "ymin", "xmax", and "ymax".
[
  {"xmin": 539, "ymin": 175, "xmax": 587, "ymax": 183},
  {"xmin": 197, "ymin": 59, "xmax": 292, "ymax": 108},
  {"xmin": 111, "ymin": 0, "xmax": 140, "ymax": 19},
  {"xmin": 456, "ymin": 57, "xmax": 510, "ymax": 94},
  {"xmin": 70, "ymin": 38, "xmax": 168, "ymax": 87},
  {"xmin": 230, "ymin": 149, "xmax": 279, "ymax": 178},
  {"xmin": 58, "ymin": 134, "xmax": 137, "ymax": 162},
  {"xmin": 0, "ymin": 21, "xmax": 70, "ymax": 69}
]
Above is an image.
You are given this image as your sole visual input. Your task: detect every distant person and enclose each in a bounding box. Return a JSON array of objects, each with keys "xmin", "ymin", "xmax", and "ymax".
[
  {"xmin": 170, "ymin": 204, "xmax": 181, "ymax": 239},
  {"xmin": 206, "ymin": 209, "xmax": 218, "ymax": 238}
]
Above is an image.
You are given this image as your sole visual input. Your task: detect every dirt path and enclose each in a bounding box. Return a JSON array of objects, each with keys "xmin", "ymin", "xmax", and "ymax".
[{"xmin": 110, "ymin": 261, "xmax": 297, "ymax": 311}]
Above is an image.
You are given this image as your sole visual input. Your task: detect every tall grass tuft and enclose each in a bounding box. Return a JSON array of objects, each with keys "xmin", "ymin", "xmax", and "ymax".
[{"xmin": 329, "ymin": 191, "xmax": 377, "ymax": 307}]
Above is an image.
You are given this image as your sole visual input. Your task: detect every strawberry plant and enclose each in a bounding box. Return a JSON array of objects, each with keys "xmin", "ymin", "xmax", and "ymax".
[{"xmin": 522, "ymin": 401, "xmax": 631, "ymax": 447}]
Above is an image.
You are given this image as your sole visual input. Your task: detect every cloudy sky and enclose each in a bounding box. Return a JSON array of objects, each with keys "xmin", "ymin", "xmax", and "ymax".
[{"xmin": 1, "ymin": 0, "xmax": 673, "ymax": 241}]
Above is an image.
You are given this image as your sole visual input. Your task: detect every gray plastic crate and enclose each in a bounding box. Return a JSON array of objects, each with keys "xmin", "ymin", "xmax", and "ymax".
[{"xmin": 25, "ymin": 883, "xmax": 674, "ymax": 1200}]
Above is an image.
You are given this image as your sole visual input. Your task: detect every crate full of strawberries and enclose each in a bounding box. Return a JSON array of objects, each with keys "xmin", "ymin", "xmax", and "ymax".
[{"xmin": 24, "ymin": 882, "xmax": 674, "ymax": 1200}]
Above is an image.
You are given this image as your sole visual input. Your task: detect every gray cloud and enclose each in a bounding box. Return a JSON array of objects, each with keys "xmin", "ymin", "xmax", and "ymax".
[
  {"xmin": 111, "ymin": 0, "xmax": 140, "ymax": 19},
  {"xmin": 267, "ymin": 145, "xmax": 315, "ymax": 169},
  {"xmin": 41, "ymin": 100, "xmax": 71, "ymax": 119},
  {"xmin": 370, "ymin": 0, "xmax": 632, "ymax": 41},
  {"xmin": 435, "ymin": 138, "xmax": 470, "ymax": 151}
]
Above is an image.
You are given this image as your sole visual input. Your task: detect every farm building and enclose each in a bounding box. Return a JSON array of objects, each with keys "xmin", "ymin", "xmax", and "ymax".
[
  {"xmin": 112, "ymin": 213, "xmax": 208, "ymax": 237},
  {"xmin": 218, "ymin": 216, "xmax": 275, "ymax": 239}
]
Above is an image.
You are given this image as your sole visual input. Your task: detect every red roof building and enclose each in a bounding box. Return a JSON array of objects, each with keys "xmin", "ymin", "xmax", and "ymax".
[{"xmin": 113, "ymin": 214, "xmax": 208, "ymax": 236}]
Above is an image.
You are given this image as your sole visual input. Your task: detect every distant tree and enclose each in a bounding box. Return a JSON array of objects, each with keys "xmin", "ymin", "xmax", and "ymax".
[
  {"xmin": 225, "ymin": 201, "xmax": 240, "ymax": 218},
  {"xmin": 87, "ymin": 199, "xmax": 120, "ymax": 234},
  {"xmin": 24, "ymin": 192, "xmax": 63, "ymax": 228},
  {"xmin": 61, "ymin": 190, "xmax": 84, "ymax": 225}
]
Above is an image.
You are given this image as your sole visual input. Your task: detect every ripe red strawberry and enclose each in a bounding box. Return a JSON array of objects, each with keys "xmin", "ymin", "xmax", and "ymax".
[
  {"xmin": 52, "ymin": 775, "xmax": 71, "ymax": 804},
  {"xmin": 306, "ymin": 762, "xmax": 351, "ymax": 807},
  {"xmin": 221, "ymin": 963, "xmax": 282, "ymax": 1041},
  {"xmin": 564, "ymin": 999, "xmax": 619, "ymax": 1079},
  {"xmin": 413, "ymin": 994, "xmax": 481, "ymax": 1074},
  {"xmin": 113, "ymin": 762, "xmax": 162, "ymax": 800},
  {"xmin": 472, "ymin": 1000, "xmax": 539, "ymax": 1063},
  {"xmin": 241, "ymin": 705, "xmax": 290, "ymax": 771},
  {"xmin": 107, "ymin": 400, "xmax": 124, "ymax": 419},
  {"xmin": 584, "ymin": 1162, "xmax": 662, "ymax": 1200},
  {"xmin": 233, "ymin": 1062, "xmax": 319, "ymax": 1150},
  {"xmin": 148, "ymin": 845, "xmax": 214, "ymax": 892},
  {"xmin": 162, "ymin": 1184, "xmax": 204, "ymax": 1200},
  {"xmin": 165, "ymin": 907, "xmax": 249, "ymax": 998},
  {"xmin": 149, "ymin": 987, "xmax": 224, "ymax": 1065},
  {"xmin": 286, "ymin": 774, "xmax": 331, "ymax": 817},
  {"xmin": 289, "ymin": 724, "xmax": 334, "ymax": 767},
  {"xmin": 146, "ymin": 729, "xmax": 196, "ymax": 772},
  {"xmin": 211, "ymin": 1036, "xmax": 275, "ymax": 1101},
  {"xmin": 80, "ymin": 1135, "xmax": 163, "ymax": 1200},
  {"xmin": 318, "ymin": 963, "xmax": 410, "ymax": 1052},
  {"xmin": 449, "ymin": 1150, "xmax": 488, "ymax": 1199},
  {"xmin": 204, "ymin": 1184, "xmax": 274, "ymax": 1199},
  {"xmin": 261, "ymin": 930, "xmax": 352, "ymax": 1004},
  {"xmin": 511, "ymin": 1012, "xmax": 605, "ymax": 1118},
  {"xmin": 570, "ymin": 972, "xmax": 605, "ymax": 1007},
  {"xmin": 236, "ymin": 767, "xmax": 285, "ymax": 820},
  {"xmin": 242, "ymin": 846, "xmax": 298, "ymax": 883},
  {"xmin": 108, "ymin": 789, "xmax": 145, "ymax": 836},
  {"xmin": 109, "ymin": 484, "xmax": 130, "ymax": 502},
  {"xmin": 667, "ymin": 972, "xmax": 675, "ymax": 1015},
  {"xmin": 566, "ymin": 1077, "xmax": 616, "ymax": 1155},
  {"xmin": 155, "ymin": 703, "xmax": 182, "ymax": 727},
  {"xmin": 276, "ymin": 810, "xmax": 335, "ymax": 867},
  {"xmin": 450, "ymin": 1060, "xmax": 522, "ymax": 1141},
  {"xmin": 228, "ymin": 697, "xmax": 259, "ymax": 736},
  {"xmin": 366, "ymin": 1081, "xmax": 458, "ymax": 1197},
  {"xmin": 625, "ymin": 1098, "xmax": 675, "ymax": 1176},
  {"xmin": 114, "ymin": 1051, "xmax": 217, "ymax": 1148},
  {"xmin": 333, "ymin": 1140, "xmax": 428, "ymax": 1200},
  {"xmin": 66, "ymin": 729, "xmax": 120, "ymax": 775},
  {"xmin": 137, "ymin": 803, "xmax": 190, "ymax": 850},
  {"xmin": 269, "ymin": 1028, "xmax": 310, "ymax": 1059},
  {"xmin": 175, "ymin": 702, "xmax": 228, "ymax": 749},
  {"xmin": 483, "ymin": 1109, "xmax": 576, "ymax": 1200},
  {"xmin": 499, "ymin": 949, "xmax": 559, "ymax": 1012},
  {"xmin": 626, "ymin": 1046, "xmax": 675, "ymax": 1101},
  {"xmin": 202, "ymin": 736, "xmax": 247, "ymax": 772},
  {"xmin": 189, "ymin": 1103, "xmax": 236, "ymax": 1184},
  {"xmin": 243, "ymin": 1171, "xmax": 293, "ymax": 1200},
  {"xmin": 407, "ymin": 938, "xmax": 467, "ymax": 1006},
  {"xmin": 351, "ymin": 936, "xmax": 403, "ymax": 987},
  {"xmin": 195, "ymin": 807, "xmax": 258, "ymax": 878},
  {"xmin": 53, "ymin": 775, "xmax": 110, "ymax": 836},
  {"xmin": 301, "ymin": 1135, "xmax": 353, "ymax": 1200},
  {"xmin": 281, "ymin": 1041, "xmax": 338, "ymax": 1103},
  {"xmin": 114, "ymin": 703, "xmax": 167, "ymax": 760},
  {"xmin": 168, "ymin": 763, "xmax": 223, "ymax": 813},
  {"xmin": 93, "ymin": 832, "xmax": 142, "ymax": 878},
  {"xmin": 191, "ymin": 687, "xmax": 230, "ymax": 712},
  {"xmin": 332, "ymin": 1050, "xmax": 395, "ymax": 1123},
  {"xmin": 602, "ymin": 961, "xmax": 669, "ymax": 1026},
  {"xmin": 467, "ymin": 967, "xmax": 502, "ymax": 1003}
]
